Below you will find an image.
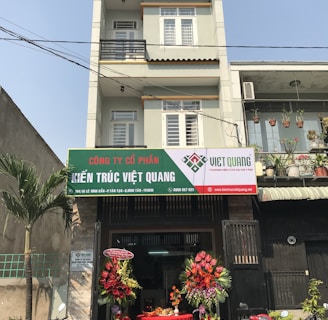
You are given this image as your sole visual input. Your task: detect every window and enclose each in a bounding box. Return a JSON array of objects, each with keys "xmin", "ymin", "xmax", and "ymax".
[
  {"xmin": 163, "ymin": 101, "xmax": 201, "ymax": 146},
  {"xmin": 246, "ymin": 102, "xmax": 323, "ymax": 152},
  {"xmin": 160, "ymin": 8, "xmax": 196, "ymax": 46},
  {"xmin": 111, "ymin": 111, "xmax": 136, "ymax": 146}
]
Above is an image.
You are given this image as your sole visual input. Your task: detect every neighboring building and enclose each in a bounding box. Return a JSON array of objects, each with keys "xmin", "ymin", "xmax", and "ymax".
[
  {"xmin": 230, "ymin": 62, "xmax": 328, "ymax": 315},
  {"xmin": 0, "ymin": 86, "xmax": 72, "ymax": 319},
  {"xmin": 66, "ymin": 2, "xmax": 328, "ymax": 320}
]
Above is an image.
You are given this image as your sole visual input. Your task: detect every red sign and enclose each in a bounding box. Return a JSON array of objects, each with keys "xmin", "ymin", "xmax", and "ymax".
[{"xmin": 103, "ymin": 248, "xmax": 134, "ymax": 260}]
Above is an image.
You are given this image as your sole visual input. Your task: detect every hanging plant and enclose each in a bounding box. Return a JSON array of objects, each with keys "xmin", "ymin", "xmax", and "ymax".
[
  {"xmin": 268, "ymin": 118, "xmax": 276, "ymax": 126},
  {"xmin": 281, "ymin": 108, "xmax": 291, "ymax": 128},
  {"xmin": 251, "ymin": 108, "xmax": 260, "ymax": 123},
  {"xmin": 296, "ymin": 108, "xmax": 304, "ymax": 128}
]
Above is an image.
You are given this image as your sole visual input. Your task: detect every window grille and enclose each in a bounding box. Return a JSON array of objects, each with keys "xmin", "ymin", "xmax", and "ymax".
[
  {"xmin": 186, "ymin": 115, "xmax": 198, "ymax": 145},
  {"xmin": 114, "ymin": 21, "xmax": 137, "ymax": 29},
  {"xmin": 112, "ymin": 111, "xmax": 137, "ymax": 121},
  {"xmin": 0, "ymin": 253, "xmax": 61, "ymax": 278},
  {"xmin": 164, "ymin": 19, "xmax": 176, "ymax": 45},
  {"xmin": 166, "ymin": 114, "xmax": 180, "ymax": 146},
  {"xmin": 181, "ymin": 19, "xmax": 193, "ymax": 46}
]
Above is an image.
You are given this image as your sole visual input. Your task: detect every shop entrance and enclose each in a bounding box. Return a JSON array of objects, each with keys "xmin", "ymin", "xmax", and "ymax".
[{"xmin": 108, "ymin": 230, "xmax": 214, "ymax": 318}]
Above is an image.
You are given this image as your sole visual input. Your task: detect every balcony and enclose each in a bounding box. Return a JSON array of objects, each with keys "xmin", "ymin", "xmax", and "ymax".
[{"xmin": 100, "ymin": 39, "xmax": 146, "ymax": 61}]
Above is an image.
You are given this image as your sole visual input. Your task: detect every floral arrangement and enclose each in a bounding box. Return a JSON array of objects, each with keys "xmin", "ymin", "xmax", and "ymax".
[
  {"xmin": 179, "ymin": 250, "xmax": 231, "ymax": 315},
  {"xmin": 98, "ymin": 256, "xmax": 142, "ymax": 307},
  {"xmin": 295, "ymin": 154, "xmax": 313, "ymax": 173},
  {"xmin": 170, "ymin": 285, "xmax": 182, "ymax": 306}
]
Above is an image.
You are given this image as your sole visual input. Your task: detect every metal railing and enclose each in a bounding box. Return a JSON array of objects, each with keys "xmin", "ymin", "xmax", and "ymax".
[
  {"xmin": 100, "ymin": 39, "xmax": 146, "ymax": 60},
  {"xmin": 0, "ymin": 253, "xmax": 62, "ymax": 278}
]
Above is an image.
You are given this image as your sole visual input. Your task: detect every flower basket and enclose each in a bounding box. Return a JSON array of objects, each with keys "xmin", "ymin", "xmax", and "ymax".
[
  {"xmin": 98, "ymin": 256, "xmax": 142, "ymax": 309},
  {"xmin": 179, "ymin": 251, "xmax": 231, "ymax": 318}
]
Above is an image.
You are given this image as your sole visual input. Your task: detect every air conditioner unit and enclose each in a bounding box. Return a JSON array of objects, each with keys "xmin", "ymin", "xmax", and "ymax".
[{"xmin": 243, "ymin": 82, "xmax": 255, "ymax": 100}]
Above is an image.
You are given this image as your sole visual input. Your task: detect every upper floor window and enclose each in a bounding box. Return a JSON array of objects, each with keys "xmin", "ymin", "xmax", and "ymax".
[
  {"xmin": 111, "ymin": 111, "xmax": 137, "ymax": 146},
  {"xmin": 163, "ymin": 101, "xmax": 201, "ymax": 147},
  {"xmin": 246, "ymin": 102, "xmax": 324, "ymax": 152},
  {"xmin": 160, "ymin": 8, "xmax": 197, "ymax": 46}
]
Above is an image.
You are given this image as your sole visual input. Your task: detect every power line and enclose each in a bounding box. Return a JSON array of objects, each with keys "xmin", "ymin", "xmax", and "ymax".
[{"xmin": 1, "ymin": 36, "xmax": 328, "ymax": 50}]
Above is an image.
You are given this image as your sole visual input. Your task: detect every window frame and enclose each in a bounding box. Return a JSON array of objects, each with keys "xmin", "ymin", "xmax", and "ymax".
[
  {"xmin": 111, "ymin": 111, "xmax": 137, "ymax": 146},
  {"xmin": 162, "ymin": 100, "xmax": 203, "ymax": 147},
  {"xmin": 159, "ymin": 8, "xmax": 198, "ymax": 46}
]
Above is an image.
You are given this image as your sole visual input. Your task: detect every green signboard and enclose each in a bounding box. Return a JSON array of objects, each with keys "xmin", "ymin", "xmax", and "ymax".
[{"xmin": 67, "ymin": 148, "xmax": 257, "ymax": 197}]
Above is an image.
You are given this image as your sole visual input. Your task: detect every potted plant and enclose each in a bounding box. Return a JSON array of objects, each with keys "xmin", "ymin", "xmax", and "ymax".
[
  {"xmin": 280, "ymin": 137, "xmax": 299, "ymax": 163},
  {"xmin": 249, "ymin": 144, "xmax": 263, "ymax": 176},
  {"xmin": 264, "ymin": 156, "xmax": 276, "ymax": 177},
  {"xmin": 268, "ymin": 117, "xmax": 277, "ymax": 126},
  {"xmin": 307, "ymin": 130, "xmax": 318, "ymax": 148},
  {"xmin": 268, "ymin": 154, "xmax": 288, "ymax": 176},
  {"xmin": 281, "ymin": 108, "xmax": 291, "ymax": 128},
  {"xmin": 296, "ymin": 108, "xmax": 304, "ymax": 128},
  {"xmin": 251, "ymin": 108, "xmax": 260, "ymax": 123},
  {"xmin": 312, "ymin": 153, "xmax": 328, "ymax": 176}
]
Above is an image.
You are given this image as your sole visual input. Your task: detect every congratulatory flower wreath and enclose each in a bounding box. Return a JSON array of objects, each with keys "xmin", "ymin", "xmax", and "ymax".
[
  {"xmin": 98, "ymin": 256, "xmax": 142, "ymax": 308},
  {"xmin": 179, "ymin": 250, "xmax": 231, "ymax": 316}
]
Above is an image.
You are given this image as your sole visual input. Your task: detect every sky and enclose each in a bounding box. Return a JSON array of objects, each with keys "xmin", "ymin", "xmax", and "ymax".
[{"xmin": 1, "ymin": 0, "xmax": 328, "ymax": 164}]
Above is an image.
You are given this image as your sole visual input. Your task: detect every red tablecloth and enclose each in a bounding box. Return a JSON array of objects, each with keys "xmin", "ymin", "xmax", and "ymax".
[{"xmin": 137, "ymin": 314, "xmax": 193, "ymax": 320}]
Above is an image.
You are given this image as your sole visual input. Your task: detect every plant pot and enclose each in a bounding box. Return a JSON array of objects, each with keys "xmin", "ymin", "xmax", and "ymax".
[
  {"xmin": 296, "ymin": 120, "xmax": 304, "ymax": 128},
  {"xmin": 253, "ymin": 116, "xmax": 260, "ymax": 123},
  {"xmin": 255, "ymin": 161, "xmax": 263, "ymax": 176},
  {"xmin": 269, "ymin": 119, "xmax": 276, "ymax": 126},
  {"xmin": 266, "ymin": 167, "xmax": 275, "ymax": 177},
  {"xmin": 282, "ymin": 120, "xmax": 290, "ymax": 128},
  {"xmin": 315, "ymin": 166, "xmax": 328, "ymax": 176},
  {"xmin": 276, "ymin": 167, "xmax": 287, "ymax": 177},
  {"xmin": 287, "ymin": 164, "xmax": 300, "ymax": 177}
]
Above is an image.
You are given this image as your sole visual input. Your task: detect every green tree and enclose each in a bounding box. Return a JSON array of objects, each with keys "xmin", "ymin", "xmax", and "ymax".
[{"xmin": 0, "ymin": 153, "xmax": 73, "ymax": 320}]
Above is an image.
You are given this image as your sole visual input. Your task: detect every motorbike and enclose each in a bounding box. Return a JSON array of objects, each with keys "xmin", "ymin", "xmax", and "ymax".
[{"xmin": 239, "ymin": 302, "xmax": 273, "ymax": 320}]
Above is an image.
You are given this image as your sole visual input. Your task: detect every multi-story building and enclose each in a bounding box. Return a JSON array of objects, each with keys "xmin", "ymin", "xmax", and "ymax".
[
  {"xmin": 66, "ymin": 1, "xmax": 328, "ymax": 320},
  {"xmin": 66, "ymin": 1, "xmax": 257, "ymax": 320}
]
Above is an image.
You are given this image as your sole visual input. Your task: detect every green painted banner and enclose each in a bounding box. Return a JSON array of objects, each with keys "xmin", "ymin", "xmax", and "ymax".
[{"xmin": 67, "ymin": 148, "xmax": 257, "ymax": 196}]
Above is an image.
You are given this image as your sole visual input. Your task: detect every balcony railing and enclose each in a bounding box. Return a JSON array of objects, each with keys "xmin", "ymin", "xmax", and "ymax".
[
  {"xmin": 256, "ymin": 151, "xmax": 328, "ymax": 187},
  {"xmin": 100, "ymin": 39, "xmax": 146, "ymax": 61}
]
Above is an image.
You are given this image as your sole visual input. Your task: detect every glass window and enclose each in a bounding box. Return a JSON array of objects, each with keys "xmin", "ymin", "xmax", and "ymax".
[
  {"xmin": 246, "ymin": 102, "xmax": 325, "ymax": 152},
  {"xmin": 112, "ymin": 111, "xmax": 136, "ymax": 145},
  {"xmin": 160, "ymin": 8, "xmax": 196, "ymax": 46},
  {"xmin": 163, "ymin": 101, "xmax": 201, "ymax": 147}
]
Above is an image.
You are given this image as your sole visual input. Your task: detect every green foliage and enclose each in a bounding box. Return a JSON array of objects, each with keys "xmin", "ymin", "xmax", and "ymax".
[
  {"xmin": 312, "ymin": 154, "xmax": 328, "ymax": 168},
  {"xmin": 301, "ymin": 278, "xmax": 327, "ymax": 319},
  {"xmin": 267, "ymin": 154, "xmax": 289, "ymax": 169},
  {"xmin": 268, "ymin": 311, "xmax": 293, "ymax": 320}
]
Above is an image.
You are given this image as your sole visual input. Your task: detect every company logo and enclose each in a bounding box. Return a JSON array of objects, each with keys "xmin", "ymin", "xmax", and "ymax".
[{"xmin": 182, "ymin": 153, "xmax": 207, "ymax": 172}]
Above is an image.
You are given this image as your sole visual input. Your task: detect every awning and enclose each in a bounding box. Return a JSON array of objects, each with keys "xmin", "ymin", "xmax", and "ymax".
[{"xmin": 258, "ymin": 187, "xmax": 328, "ymax": 202}]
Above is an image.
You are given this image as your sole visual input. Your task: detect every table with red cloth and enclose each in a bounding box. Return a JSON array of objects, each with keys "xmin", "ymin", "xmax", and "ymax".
[{"xmin": 137, "ymin": 314, "xmax": 193, "ymax": 320}]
